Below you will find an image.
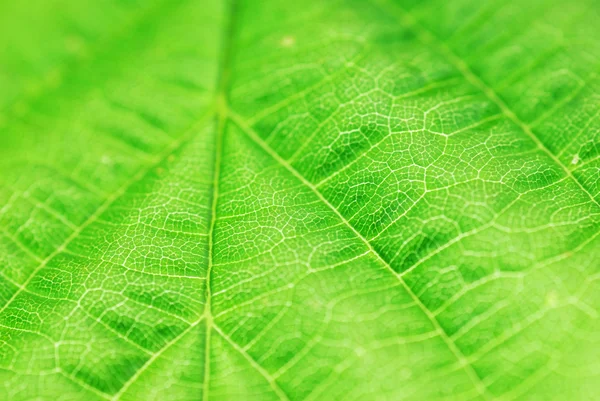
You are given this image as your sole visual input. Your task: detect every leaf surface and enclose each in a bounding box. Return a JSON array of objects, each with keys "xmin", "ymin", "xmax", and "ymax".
[{"xmin": 1, "ymin": 0, "xmax": 599, "ymax": 400}]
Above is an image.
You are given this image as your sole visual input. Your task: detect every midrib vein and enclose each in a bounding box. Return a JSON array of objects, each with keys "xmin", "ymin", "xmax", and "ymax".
[
  {"xmin": 229, "ymin": 111, "xmax": 491, "ymax": 400},
  {"xmin": 201, "ymin": 0, "xmax": 235, "ymax": 394},
  {"xmin": 202, "ymin": 96, "xmax": 222, "ymax": 401},
  {"xmin": 375, "ymin": 0, "xmax": 600, "ymax": 211},
  {"xmin": 202, "ymin": 3, "xmax": 290, "ymax": 401},
  {"xmin": 107, "ymin": 0, "xmax": 237, "ymax": 395}
]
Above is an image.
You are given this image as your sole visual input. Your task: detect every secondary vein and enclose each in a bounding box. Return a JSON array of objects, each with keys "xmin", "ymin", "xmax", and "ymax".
[
  {"xmin": 0, "ymin": 108, "xmax": 216, "ymax": 317},
  {"xmin": 375, "ymin": 0, "xmax": 600, "ymax": 212},
  {"xmin": 229, "ymin": 110, "xmax": 491, "ymax": 400}
]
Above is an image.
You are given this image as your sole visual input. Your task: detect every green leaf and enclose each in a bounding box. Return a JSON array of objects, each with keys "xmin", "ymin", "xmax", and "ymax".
[{"xmin": 1, "ymin": 0, "xmax": 599, "ymax": 400}]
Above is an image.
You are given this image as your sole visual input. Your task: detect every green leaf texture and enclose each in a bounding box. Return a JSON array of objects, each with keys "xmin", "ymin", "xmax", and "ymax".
[{"xmin": 1, "ymin": 0, "xmax": 599, "ymax": 400}]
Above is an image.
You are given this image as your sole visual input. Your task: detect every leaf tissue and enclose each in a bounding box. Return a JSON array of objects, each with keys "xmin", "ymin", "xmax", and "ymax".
[{"xmin": 0, "ymin": 0, "xmax": 599, "ymax": 400}]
